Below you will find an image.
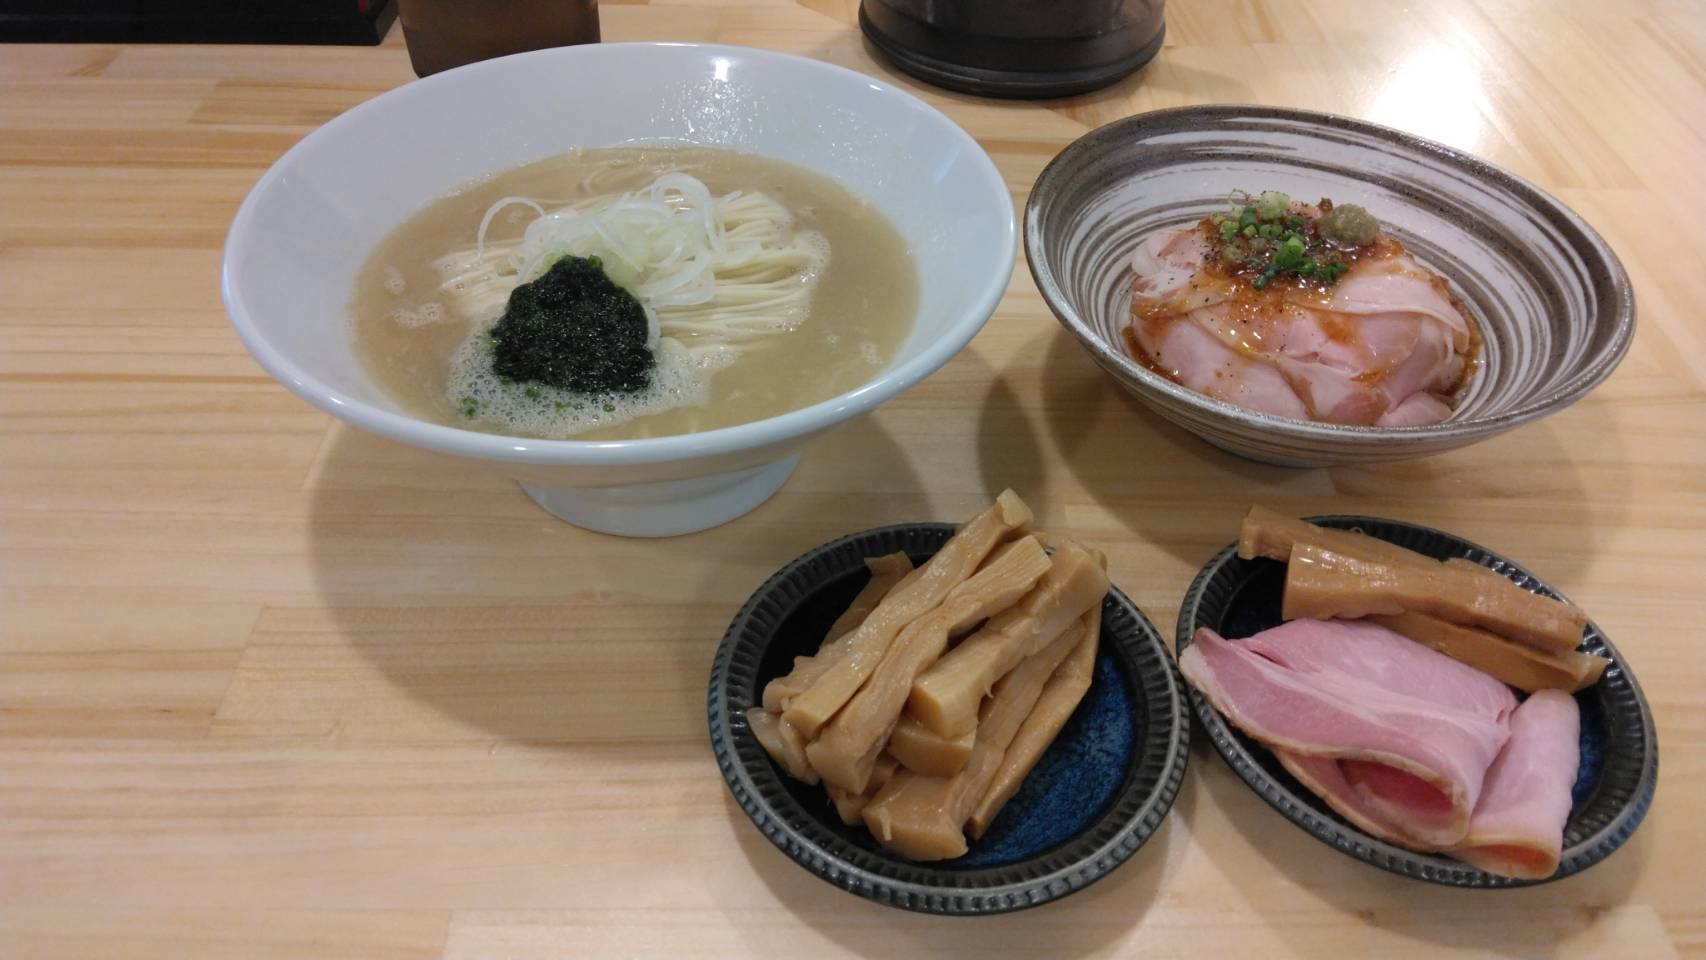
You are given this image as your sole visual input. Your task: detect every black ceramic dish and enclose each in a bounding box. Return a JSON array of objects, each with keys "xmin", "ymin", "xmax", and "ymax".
[
  {"xmin": 709, "ymin": 522, "xmax": 1189, "ymax": 914},
  {"xmin": 1178, "ymin": 515, "xmax": 1657, "ymax": 887}
]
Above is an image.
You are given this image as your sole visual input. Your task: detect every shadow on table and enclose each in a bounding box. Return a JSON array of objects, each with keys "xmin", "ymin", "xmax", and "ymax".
[
  {"xmin": 717, "ymin": 786, "xmax": 1178, "ymax": 955},
  {"xmin": 1035, "ymin": 328, "xmax": 1623, "ymax": 585},
  {"xmin": 304, "ymin": 410, "xmax": 924, "ymax": 745},
  {"xmin": 977, "ymin": 362, "xmax": 1051, "ymax": 511}
]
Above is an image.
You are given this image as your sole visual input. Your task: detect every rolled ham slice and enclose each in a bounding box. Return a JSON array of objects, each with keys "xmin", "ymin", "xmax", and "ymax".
[
  {"xmin": 1179, "ymin": 620, "xmax": 1515, "ymax": 848},
  {"xmin": 1450, "ymin": 689, "xmax": 1581, "ymax": 879}
]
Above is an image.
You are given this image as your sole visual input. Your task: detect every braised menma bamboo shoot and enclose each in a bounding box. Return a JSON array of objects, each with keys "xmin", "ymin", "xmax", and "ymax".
[
  {"xmin": 761, "ymin": 552, "xmax": 915, "ymax": 712},
  {"xmin": 1243, "ymin": 505, "xmax": 1587, "ymax": 653},
  {"xmin": 859, "ymin": 614, "xmax": 1092, "ymax": 860},
  {"xmin": 827, "ymin": 753, "xmax": 900, "ymax": 826},
  {"xmin": 747, "ymin": 491, "xmax": 1113, "ymax": 861},
  {"xmin": 777, "ymin": 489, "xmax": 1033, "ymax": 737},
  {"xmin": 1367, "ymin": 611, "xmax": 1607, "ymax": 694},
  {"xmin": 1283, "ymin": 542, "xmax": 1585, "ymax": 654},
  {"xmin": 907, "ymin": 539, "xmax": 1109, "ymax": 739},
  {"xmin": 887, "ymin": 715, "xmax": 974, "ymax": 777},
  {"xmin": 808, "ymin": 535, "xmax": 1052, "ymax": 793},
  {"xmin": 746, "ymin": 706, "xmax": 817, "ymax": 784},
  {"xmin": 968, "ymin": 601, "xmax": 1101, "ymax": 837}
]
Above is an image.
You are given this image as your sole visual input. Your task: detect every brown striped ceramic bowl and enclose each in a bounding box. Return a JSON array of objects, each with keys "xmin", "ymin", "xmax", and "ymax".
[{"xmin": 1024, "ymin": 106, "xmax": 1635, "ymax": 466}]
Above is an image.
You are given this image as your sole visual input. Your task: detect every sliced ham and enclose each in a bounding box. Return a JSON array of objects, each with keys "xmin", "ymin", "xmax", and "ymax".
[
  {"xmin": 1125, "ymin": 219, "xmax": 1475, "ymax": 426},
  {"xmin": 1234, "ymin": 618, "xmax": 1517, "ymax": 719},
  {"xmin": 1129, "ymin": 224, "xmax": 1208, "ymax": 301},
  {"xmin": 1330, "ymin": 254, "xmax": 1471, "ymax": 349},
  {"xmin": 1179, "ymin": 619, "xmax": 1515, "ymax": 848},
  {"xmin": 1124, "ymin": 314, "xmax": 1309, "ymax": 420},
  {"xmin": 1275, "ymin": 752, "xmax": 1459, "ymax": 848},
  {"xmin": 1376, "ymin": 392, "xmax": 1454, "ymax": 426},
  {"xmin": 1450, "ymin": 689, "xmax": 1581, "ymax": 879}
]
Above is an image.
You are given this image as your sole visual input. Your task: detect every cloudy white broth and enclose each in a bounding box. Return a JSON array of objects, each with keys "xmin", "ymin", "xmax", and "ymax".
[{"xmin": 350, "ymin": 146, "xmax": 919, "ymax": 441}]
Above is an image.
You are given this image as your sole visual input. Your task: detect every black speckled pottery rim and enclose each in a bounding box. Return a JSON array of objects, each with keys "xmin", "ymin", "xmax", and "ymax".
[
  {"xmin": 1176, "ymin": 515, "xmax": 1658, "ymax": 887},
  {"xmin": 708, "ymin": 522, "xmax": 1190, "ymax": 915}
]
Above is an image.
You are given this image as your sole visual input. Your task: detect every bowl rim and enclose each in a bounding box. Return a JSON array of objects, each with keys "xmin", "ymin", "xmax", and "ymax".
[
  {"xmin": 1023, "ymin": 103, "xmax": 1636, "ymax": 443},
  {"xmin": 221, "ymin": 41, "xmax": 1016, "ymax": 467},
  {"xmin": 1175, "ymin": 513, "xmax": 1658, "ymax": 887},
  {"xmin": 707, "ymin": 521, "xmax": 1191, "ymax": 914}
]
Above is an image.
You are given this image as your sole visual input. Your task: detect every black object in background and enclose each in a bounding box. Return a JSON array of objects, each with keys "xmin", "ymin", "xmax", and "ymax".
[
  {"xmin": 859, "ymin": 0, "xmax": 1165, "ymax": 99},
  {"xmin": 397, "ymin": 0, "xmax": 598, "ymax": 77},
  {"xmin": 0, "ymin": 0, "xmax": 398, "ymax": 45}
]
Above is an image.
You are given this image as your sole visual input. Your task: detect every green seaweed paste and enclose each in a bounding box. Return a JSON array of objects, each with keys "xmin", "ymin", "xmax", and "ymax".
[{"xmin": 488, "ymin": 255, "xmax": 655, "ymax": 394}]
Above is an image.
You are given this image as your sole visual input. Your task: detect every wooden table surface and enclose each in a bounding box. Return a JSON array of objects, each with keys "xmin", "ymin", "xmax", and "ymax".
[{"xmin": 4, "ymin": 1, "xmax": 1704, "ymax": 957}]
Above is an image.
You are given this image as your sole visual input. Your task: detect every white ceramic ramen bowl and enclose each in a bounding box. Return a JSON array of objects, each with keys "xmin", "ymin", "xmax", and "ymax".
[{"xmin": 223, "ymin": 42, "xmax": 1014, "ymax": 536}]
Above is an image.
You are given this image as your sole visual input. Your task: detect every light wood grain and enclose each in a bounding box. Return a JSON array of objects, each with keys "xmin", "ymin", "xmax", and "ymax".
[{"xmin": 3, "ymin": 2, "xmax": 1704, "ymax": 957}]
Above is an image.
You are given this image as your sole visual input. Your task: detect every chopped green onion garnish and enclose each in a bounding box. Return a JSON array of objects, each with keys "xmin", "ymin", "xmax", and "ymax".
[{"xmin": 1209, "ymin": 191, "xmax": 1372, "ymax": 289}]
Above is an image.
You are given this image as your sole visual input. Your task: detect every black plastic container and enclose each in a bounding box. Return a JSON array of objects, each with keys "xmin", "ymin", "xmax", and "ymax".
[
  {"xmin": 0, "ymin": 0, "xmax": 396, "ymax": 44},
  {"xmin": 859, "ymin": 0, "xmax": 1165, "ymax": 99}
]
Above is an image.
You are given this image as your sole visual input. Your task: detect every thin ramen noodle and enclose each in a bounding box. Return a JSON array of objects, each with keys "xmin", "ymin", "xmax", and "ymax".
[{"xmin": 350, "ymin": 147, "xmax": 919, "ymax": 441}]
